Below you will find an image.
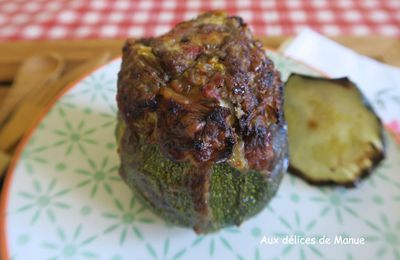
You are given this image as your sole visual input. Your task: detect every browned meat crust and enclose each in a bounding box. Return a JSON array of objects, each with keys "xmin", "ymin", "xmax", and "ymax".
[{"xmin": 117, "ymin": 11, "xmax": 284, "ymax": 172}]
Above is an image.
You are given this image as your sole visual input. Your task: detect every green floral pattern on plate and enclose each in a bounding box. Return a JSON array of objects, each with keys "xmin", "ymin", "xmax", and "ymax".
[{"xmin": 4, "ymin": 53, "xmax": 400, "ymax": 260}]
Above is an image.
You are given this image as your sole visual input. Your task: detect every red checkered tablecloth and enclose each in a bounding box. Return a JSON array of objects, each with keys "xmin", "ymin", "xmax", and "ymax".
[{"xmin": 0, "ymin": 0, "xmax": 400, "ymax": 40}]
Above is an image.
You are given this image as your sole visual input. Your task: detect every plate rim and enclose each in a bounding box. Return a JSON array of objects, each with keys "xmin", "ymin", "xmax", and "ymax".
[{"xmin": 0, "ymin": 56, "xmax": 121, "ymax": 260}]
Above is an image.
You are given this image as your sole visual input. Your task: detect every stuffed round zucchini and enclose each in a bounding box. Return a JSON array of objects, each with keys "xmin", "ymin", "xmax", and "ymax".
[{"xmin": 116, "ymin": 11, "xmax": 288, "ymax": 233}]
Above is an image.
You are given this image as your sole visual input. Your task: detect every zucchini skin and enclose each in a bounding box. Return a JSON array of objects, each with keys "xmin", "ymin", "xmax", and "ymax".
[
  {"xmin": 117, "ymin": 119, "xmax": 288, "ymax": 233},
  {"xmin": 288, "ymin": 151, "xmax": 384, "ymax": 188},
  {"xmin": 284, "ymin": 74, "xmax": 385, "ymax": 187}
]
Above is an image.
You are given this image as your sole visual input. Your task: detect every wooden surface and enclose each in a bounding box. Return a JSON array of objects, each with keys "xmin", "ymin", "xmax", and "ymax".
[
  {"xmin": 0, "ymin": 36, "xmax": 399, "ymax": 184},
  {"xmin": 1, "ymin": 36, "xmax": 400, "ymax": 82},
  {"xmin": 0, "ymin": 40, "xmax": 123, "ymax": 82}
]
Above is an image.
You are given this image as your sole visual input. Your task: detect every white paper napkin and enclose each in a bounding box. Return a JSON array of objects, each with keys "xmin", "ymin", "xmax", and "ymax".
[{"xmin": 282, "ymin": 29, "xmax": 400, "ymax": 133}]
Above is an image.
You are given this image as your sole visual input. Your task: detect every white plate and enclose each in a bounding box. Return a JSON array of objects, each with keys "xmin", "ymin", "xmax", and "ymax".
[{"xmin": 2, "ymin": 52, "xmax": 400, "ymax": 260}]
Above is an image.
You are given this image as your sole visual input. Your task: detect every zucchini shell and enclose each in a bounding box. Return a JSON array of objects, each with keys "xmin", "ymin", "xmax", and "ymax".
[
  {"xmin": 116, "ymin": 119, "xmax": 288, "ymax": 233},
  {"xmin": 284, "ymin": 74, "xmax": 385, "ymax": 187}
]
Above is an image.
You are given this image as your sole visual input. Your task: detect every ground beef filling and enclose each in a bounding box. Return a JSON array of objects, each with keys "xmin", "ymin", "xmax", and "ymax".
[{"xmin": 117, "ymin": 11, "xmax": 283, "ymax": 172}]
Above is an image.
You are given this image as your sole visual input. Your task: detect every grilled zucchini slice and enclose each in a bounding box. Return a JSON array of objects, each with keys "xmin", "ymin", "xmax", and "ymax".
[{"xmin": 284, "ymin": 74, "xmax": 385, "ymax": 186}]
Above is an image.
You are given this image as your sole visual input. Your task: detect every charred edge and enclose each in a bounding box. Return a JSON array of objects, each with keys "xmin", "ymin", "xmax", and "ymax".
[
  {"xmin": 288, "ymin": 143, "xmax": 385, "ymax": 188},
  {"xmin": 164, "ymin": 98, "xmax": 184, "ymax": 115},
  {"xmin": 123, "ymin": 99, "xmax": 158, "ymax": 121},
  {"xmin": 238, "ymin": 113, "xmax": 253, "ymax": 136},
  {"xmin": 208, "ymin": 108, "xmax": 236, "ymax": 163},
  {"xmin": 209, "ymin": 107, "xmax": 229, "ymax": 128},
  {"xmin": 277, "ymin": 81, "xmax": 285, "ymax": 124},
  {"xmin": 137, "ymin": 99, "xmax": 158, "ymax": 111},
  {"xmin": 330, "ymin": 77, "xmax": 356, "ymax": 89},
  {"xmin": 219, "ymin": 136, "xmax": 235, "ymax": 163},
  {"xmin": 287, "ymin": 73, "xmax": 343, "ymax": 84},
  {"xmin": 288, "ymin": 74, "xmax": 355, "ymax": 90}
]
